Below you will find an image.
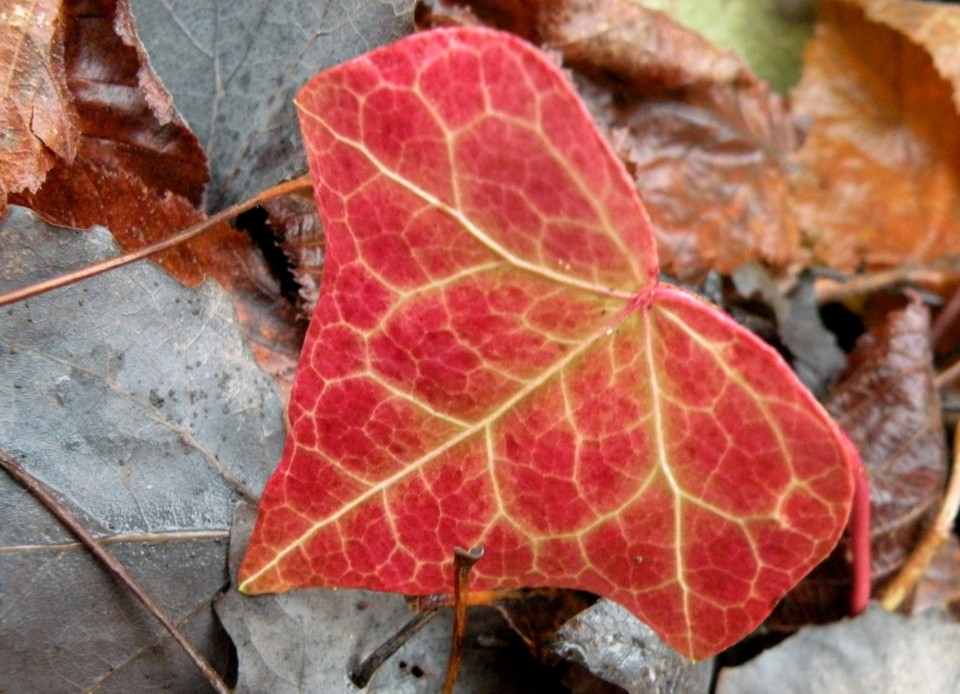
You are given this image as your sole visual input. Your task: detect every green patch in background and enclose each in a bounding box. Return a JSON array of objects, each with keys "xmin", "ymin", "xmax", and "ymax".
[{"xmin": 635, "ymin": 0, "xmax": 816, "ymax": 93}]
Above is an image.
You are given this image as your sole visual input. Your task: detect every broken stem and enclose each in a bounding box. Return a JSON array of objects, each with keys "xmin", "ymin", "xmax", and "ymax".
[
  {"xmin": 0, "ymin": 449, "xmax": 232, "ymax": 694},
  {"xmin": 0, "ymin": 174, "xmax": 313, "ymax": 307},
  {"xmin": 878, "ymin": 421, "xmax": 960, "ymax": 610},
  {"xmin": 443, "ymin": 546, "xmax": 484, "ymax": 694},
  {"xmin": 348, "ymin": 607, "xmax": 441, "ymax": 688},
  {"xmin": 349, "ymin": 547, "xmax": 486, "ymax": 689}
]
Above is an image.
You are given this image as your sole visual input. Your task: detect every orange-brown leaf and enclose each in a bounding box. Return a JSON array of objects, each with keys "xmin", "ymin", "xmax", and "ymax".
[
  {"xmin": 792, "ymin": 0, "xmax": 960, "ymax": 271},
  {"xmin": 0, "ymin": 0, "xmax": 78, "ymax": 210},
  {"xmin": 6, "ymin": 0, "xmax": 304, "ymax": 387}
]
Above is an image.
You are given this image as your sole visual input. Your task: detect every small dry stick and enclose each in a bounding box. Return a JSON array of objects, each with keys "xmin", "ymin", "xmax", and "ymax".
[
  {"xmin": 443, "ymin": 546, "xmax": 484, "ymax": 694},
  {"xmin": 935, "ymin": 359, "xmax": 960, "ymax": 390},
  {"xmin": 0, "ymin": 449, "xmax": 232, "ymax": 694},
  {"xmin": 813, "ymin": 261, "xmax": 958, "ymax": 304},
  {"xmin": 878, "ymin": 421, "xmax": 960, "ymax": 610},
  {"xmin": 0, "ymin": 174, "xmax": 313, "ymax": 308},
  {"xmin": 348, "ymin": 606, "xmax": 441, "ymax": 688}
]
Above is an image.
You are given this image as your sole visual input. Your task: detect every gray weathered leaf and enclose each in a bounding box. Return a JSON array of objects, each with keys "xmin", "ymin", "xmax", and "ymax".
[
  {"xmin": 549, "ymin": 598, "xmax": 713, "ymax": 694},
  {"xmin": 0, "ymin": 206, "xmax": 285, "ymax": 692},
  {"xmin": 218, "ymin": 503, "xmax": 566, "ymax": 693},
  {"xmin": 128, "ymin": 0, "xmax": 414, "ymax": 210},
  {"xmin": 718, "ymin": 604, "xmax": 960, "ymax": 693},
  {"xmin": 732, "ymin": 262, "xmax": 845, "ymax": 396}
]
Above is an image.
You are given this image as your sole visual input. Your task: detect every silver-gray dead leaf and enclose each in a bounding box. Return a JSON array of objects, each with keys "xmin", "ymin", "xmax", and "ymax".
[
  {"xmin": 0, "ymin": 206, "xmax": 285, "ymax": 692},
  {"xmin": 549, "ymin": 598, "xmax": 713, "ymax": 694},
  {"xmin": 717, "ymin": 604, "xmax": 960, "ymax": 693},
  {"xmin": 128, "ymin": 0, "xmax": 414, "ymax": 210},
  {"xmin": 732, "ymin": 261, "xmax": 845, "ymax": 396},
  {"xmin": 218, "ymin": 503, "xmax": 563, "ymax": 693}
]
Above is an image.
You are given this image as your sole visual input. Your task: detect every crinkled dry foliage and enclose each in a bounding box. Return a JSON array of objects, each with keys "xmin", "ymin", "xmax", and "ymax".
[
  {"xmin": 5, "ymin": 0, "xmax": 208, "ymax": 229},
  {"xmin": 0, "ymin": 0, "xmax": 75, "ymax": 207},
  {"xmin": 792, "ymin": 0, "xmax": 960, "ymax": 271}
]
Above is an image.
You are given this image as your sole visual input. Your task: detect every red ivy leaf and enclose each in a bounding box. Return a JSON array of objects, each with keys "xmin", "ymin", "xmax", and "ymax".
[{"xmin": 238, "ymin": 27, "xmax": 857, "ymax": 659}]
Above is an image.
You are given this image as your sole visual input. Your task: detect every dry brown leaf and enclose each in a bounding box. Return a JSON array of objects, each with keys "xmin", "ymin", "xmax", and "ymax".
[
  {"xmin": 0, "ymin": 0, "xmax": 78, "ymax": 210},
  {"xmin": 207, "ymin": 239, "xmax": 306, "ymax": 394},
  {"xmin": 8, "ymin": 0, "xmax": 208, "ymax": 215},
  {"xmin": 829, "ymin": 296, "xmax": 947, "ymax": 586},
  {"xmin": 16, "ymin": 159, "xmax": 213, "ymax": 284},
  {"xmin": 771, "ymin": 295, "xmax": 947, "ymax": 627},
  {"xmin": 8, "ymin": 0, "xmax": 212, "ymax": 282},
  {"xmin": 4, "ymin": 0, "xmax": 305, "ymax": 388},
  {"xmin": 912, "ymin": 534, "xmax": 960, "ymax": 619},
  {"xmin": 417, "ymin": 0, "xmax": 802, "ymax": 282},
  {"xmin": 263, "ymin": 189, "xmax": 325, "ymax": 317},
  {"xmin": 791, "ymin": 0, "xmax": 960, "ymax": 271},
  {"xmin": 17, "ymin": 156, "xmax": 306, "ymax": 388}
]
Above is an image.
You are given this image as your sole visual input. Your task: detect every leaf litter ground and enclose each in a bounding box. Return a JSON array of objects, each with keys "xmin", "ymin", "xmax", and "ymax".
[
  {"xmin": 5, "ymin": 0, "xmax": 960, "ymax": 692},
  {"xmin": 0, "ymin": 208, "xmax": 284, "ymax": 692}
]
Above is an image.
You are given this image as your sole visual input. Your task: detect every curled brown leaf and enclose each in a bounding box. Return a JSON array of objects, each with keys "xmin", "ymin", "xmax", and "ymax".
[
  {"xmin": 792, "ymin": 0, "xmax": 960, "ymax": 271},
  {"xmin": 772, "ymin": 295, "xmax": 947, "ymax": 627},
  {"xmin": 262, "ymin": 189, "xmax": 325, "ymax": 317},
  {"xmin": 9, "ymin": 0, "xmax": 211, "ymax": 282},
  {"xmin": 10, "ymin": 0, "xmax": 208, "ymax": 216},
  {"xmin": 4, "ymin": 0, "xmax": 307, "ymax": 388},
  {"xmin": 0, "ymin": 0, "xmax": 78, "ymax": 209}
]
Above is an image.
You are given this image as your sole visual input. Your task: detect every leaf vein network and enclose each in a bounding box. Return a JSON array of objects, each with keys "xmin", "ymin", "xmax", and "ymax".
[{"xmin": 298, "ymin": 105, "xmax": 635, "ymax": 300}]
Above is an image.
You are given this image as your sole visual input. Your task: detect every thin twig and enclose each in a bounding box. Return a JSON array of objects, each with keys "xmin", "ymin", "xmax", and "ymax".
[
  {"xmin": 443, "ymin": 546, "xmax": 484, "ymax": 694},
  {"xmin": 0, "ymin": 175, "xmax": 313, "ymax": 307},
  {"xmin": 935, "ymin": 359, "xmax": 960, "ymax": 389},
  {"xmin": 813, "ymin": 258, "xmax": 960, "ymax": 304},
  {"xmin": 0, "ymin": 449, "xmax": 232, "ymax": 694},
  {"xmin": 878, "ymin": 421, "xmax": 960, "ymax": 610},
  {"xmin": 348, "ymin": 607, "xmax": 441, "ymax": 688}
]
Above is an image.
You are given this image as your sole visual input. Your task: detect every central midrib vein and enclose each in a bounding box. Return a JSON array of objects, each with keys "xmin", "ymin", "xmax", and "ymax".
[
  {"xmin": 240, "ymin": 296, "xmax": 647, "ymax": 588},
  {"xmin": 642, "ymin": 308, "xmax": 694, "ymax": 655}
]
